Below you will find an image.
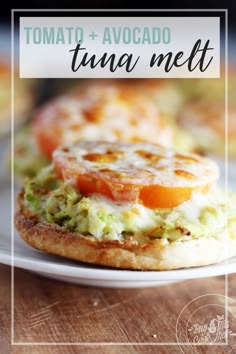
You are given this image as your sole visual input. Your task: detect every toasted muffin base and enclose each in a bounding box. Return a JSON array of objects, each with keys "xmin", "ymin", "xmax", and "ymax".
[{"xmin": 14, "ymin": 209, "xmax": 236, "ymax": 271}]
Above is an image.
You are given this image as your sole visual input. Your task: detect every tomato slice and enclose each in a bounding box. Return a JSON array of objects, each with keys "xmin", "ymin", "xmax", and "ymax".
[
  {"xmin": 77, "ymin": 174, "xmax": 113, "ymax": 200},
  {"xmin": 140, "ymin": 184, "xmax": 193, "ymax": 208},
  {"xmin": 32, "ymin": 101, "xmax": 64, "ymax": 158},
  {"xmin": 70, "ymin": 174, "xmax": 209, "ymax": 208},
  {"xmin": 33, "ymin": 126, "xmax": 61, "ymax": 159},
  {"xmin": 78, "ymin": 174, "xmax": 194, "ymax": 208},
  {"xmin": 52, "ymin": 141, "xmax": 219, "ymax": 209}
]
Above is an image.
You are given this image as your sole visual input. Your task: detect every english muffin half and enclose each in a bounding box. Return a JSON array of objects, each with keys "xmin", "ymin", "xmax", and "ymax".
[{"xmin": 15, "ymin": 141, "xmax": 236, "ymax": 270}]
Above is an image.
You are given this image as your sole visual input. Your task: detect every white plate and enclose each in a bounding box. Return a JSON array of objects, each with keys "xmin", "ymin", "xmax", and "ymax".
[
  {"xmin": 1, "ymin": 230, "xmax": 236, "ymax": 288},
  {"xmin": 0, "ymin": 172, "xmax": 236, "ymax": 288}
]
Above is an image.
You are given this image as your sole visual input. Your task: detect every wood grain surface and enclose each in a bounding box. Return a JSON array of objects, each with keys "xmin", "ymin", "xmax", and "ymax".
[{"xmin": 0, "ymin": 264, "xmax": 235, "ymax": 354}]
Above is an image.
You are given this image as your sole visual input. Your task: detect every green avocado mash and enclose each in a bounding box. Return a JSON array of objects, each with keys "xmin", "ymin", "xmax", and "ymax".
[{"xmin": 22, "ymin": 165, "xmax": 235, "ymax": 242}]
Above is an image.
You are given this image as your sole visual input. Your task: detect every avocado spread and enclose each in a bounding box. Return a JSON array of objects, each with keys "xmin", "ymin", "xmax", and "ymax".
[{"xmin": 21, "ymin": 166, "xmax": 235, "ymax": 242}]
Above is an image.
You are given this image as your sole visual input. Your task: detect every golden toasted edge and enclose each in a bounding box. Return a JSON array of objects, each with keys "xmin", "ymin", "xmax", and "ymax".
[{"xmin": 14, "ymin": 192, "xmax": 236, "ymax": 270}]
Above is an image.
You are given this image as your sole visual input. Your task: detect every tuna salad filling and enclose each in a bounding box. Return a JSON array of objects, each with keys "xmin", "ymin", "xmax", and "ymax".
[{"xmin": 21, "ymin": 166, "xmax": 236, "ymax": 243}]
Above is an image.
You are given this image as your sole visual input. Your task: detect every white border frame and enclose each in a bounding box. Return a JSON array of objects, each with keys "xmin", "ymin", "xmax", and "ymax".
[{"xmin": 11, "ymin": 8, "xmax": 229, "ymax": 348}]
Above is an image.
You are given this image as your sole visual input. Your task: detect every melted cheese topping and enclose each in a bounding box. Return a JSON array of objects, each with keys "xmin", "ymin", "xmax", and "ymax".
[{"xmin": 53, "ymin": 141, "xmax": 219, "ymax": 188}]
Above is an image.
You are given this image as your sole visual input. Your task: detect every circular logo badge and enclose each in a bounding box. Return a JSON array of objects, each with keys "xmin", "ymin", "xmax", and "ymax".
[{"xmin": 176, "ymin": 294, "xmax": 236, "ymax": 353}]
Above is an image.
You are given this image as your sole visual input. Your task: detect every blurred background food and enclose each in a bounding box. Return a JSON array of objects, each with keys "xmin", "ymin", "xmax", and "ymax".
[
  {"xmin": 13, "ymin": 60, "xmax": 236, "ymax": 181},
  {"xmin": 0, "ymin": 24, "xmax": 45, "ymax": 140},
  {"xmin": 126, "ymin": 78, "xmax": 185, "ymax": 117},
  {"xmin": 176, "ymin": 65, "xmax": 236, "ymax": 159},
  {"xmin": 0, "ymin": 58, "xmax": 37, "ymax": 138}
]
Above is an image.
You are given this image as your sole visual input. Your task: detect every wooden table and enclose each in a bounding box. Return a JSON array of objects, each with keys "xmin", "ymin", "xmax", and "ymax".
[{"xmin": 0, "ymin": 264, "xmax": 236, "ymax": 354}]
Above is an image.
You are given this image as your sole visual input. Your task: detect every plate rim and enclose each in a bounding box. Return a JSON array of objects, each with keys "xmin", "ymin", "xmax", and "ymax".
[{"xmin": 1, "ymin": 247, "xmax": 235, "ymax": 282}]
